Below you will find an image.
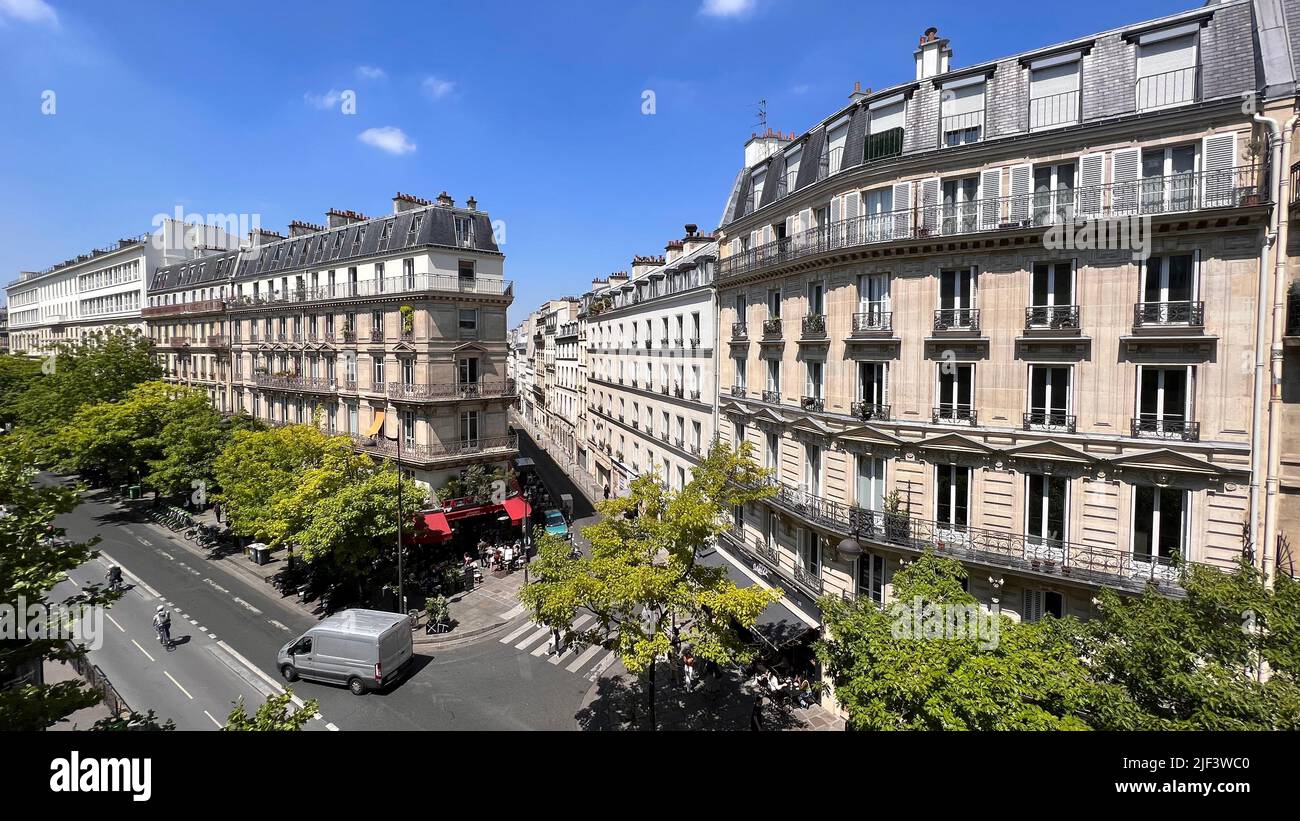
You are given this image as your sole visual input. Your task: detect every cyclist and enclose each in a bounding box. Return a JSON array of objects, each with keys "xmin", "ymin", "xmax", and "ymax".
[
  {"xmin": 152, "ymin": 605, "xmax": 172, "ymax": 647},
  {"xmin": 105, "ymin": 565, "xmax": 123, "ymax": 593}
]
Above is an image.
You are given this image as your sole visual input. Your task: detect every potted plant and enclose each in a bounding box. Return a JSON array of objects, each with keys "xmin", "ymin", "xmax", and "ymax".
[{"xmin": 425, "ymin": 595, "xmax": 451, "ymax": 630}]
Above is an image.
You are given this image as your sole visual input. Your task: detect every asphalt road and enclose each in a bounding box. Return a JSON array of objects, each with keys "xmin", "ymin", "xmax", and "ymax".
[{"xmin": 47, "ymin": 477, "xmax": 593, "ymax": 731}]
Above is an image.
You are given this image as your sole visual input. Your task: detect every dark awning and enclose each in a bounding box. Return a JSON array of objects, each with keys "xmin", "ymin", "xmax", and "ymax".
[{"xmin": 697, "ymin": 547, "xmax": 818, "ymax": 652}]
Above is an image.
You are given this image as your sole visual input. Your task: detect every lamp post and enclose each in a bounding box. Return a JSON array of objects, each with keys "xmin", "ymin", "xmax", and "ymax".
[{"xmin": 382, "ymin": 406, "xmax": 406, "ymax": 614}]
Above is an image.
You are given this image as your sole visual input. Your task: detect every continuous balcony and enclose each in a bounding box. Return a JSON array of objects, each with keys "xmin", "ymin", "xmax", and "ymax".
[
  {"xmin": 142, "ymin": 299, "xmax": 226, "ymax": 319},
  {"xmin": 254, "ymin": 374, "xmax": 338, "ymax": 394},
  {"xmin": 386, "ymin": 380, "xmax": 516, "ymax": 402},
  {"xmin": 719, "ymin": 166, "xmax": 1264, "ymax": 281},
  {"xmin": 225, "ymin": 273, "xmax": 512, "ymax": 311},
  {"xmin": 1130, "ymin": 417, "xmax": 1201, "ymax": 442},
  {"xmin": 349, "ymin": 433, "xmax": 518, "ymax": 465}
]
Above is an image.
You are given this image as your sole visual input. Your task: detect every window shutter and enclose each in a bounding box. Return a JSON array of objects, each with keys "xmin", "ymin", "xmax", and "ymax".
[
  {"xmin": 1201, "ymin": 132, "xmax": 1237, "ymax": 208},
  {"xmin": 1008, "ymin": 164, "xmax": 1032, "ymax": 223},
  {"xmin": 979, "ymin": 167, "xmax": 1002, "ymax": 229},
  {"xmin": 844, "ymin": 191, "xmax": 861, "ymax": 245},
  {"xmin": 1111, "ymin": 148, "xmax": 1141, "ymax": 214},
  {"xmin": 1077, "ymin": 153, "xmax": 1104, "ymax": 217},
  {"xmin": 1024, "ymin": 589, "xmax": 1042, "ymax": 622},
  {"xmin": 882, "ymin": 362, "xmax": 890, "ymax": 405},
  {"xmin": 919, "ymin": 178, "xmax": 941, "ymax": 233},
  {"xmin": 891, "ymin": 181, "xmax": 912, "ymax": 238}
]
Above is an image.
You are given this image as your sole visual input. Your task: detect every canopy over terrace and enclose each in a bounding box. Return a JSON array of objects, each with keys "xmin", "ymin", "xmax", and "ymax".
[{"xmin": 408, "ymin": 495, "xmax": 533, "ymax": 545}]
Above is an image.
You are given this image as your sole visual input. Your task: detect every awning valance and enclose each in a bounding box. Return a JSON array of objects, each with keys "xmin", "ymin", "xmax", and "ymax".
[{"xmin": 502, "ymin": 496, "xmax": 532, "ymax": 525}]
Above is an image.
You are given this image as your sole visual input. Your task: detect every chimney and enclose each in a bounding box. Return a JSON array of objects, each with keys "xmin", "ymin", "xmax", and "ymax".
[
  {"xmin": 743, "ymin": 126, "xmax": 793, "ymax": 169},
  {"xmin": 682, "ymin": 223, "xmax": 711, "ymax": 255},
  {"xmin": 247, "ymin": 228, "xmax": 285, "ymax": 247},
  {"xmin": 914, "ymin": 26, "xmax": 952, "ymax": 80},
  {"xmin": 607, "ymin": 271, "xmax": 629, "ymax": 287},
  {"xmin": 392, "ymin": 192, "xmax": 432, "ymax": 214},
  {"xmin": 466, "ymin": 196, "xmax": 477, "ymax": 211},
  {"xmin": 849, "ymin": 81, "xmax": 871, "ymax": 103},
  {"xmin": 663, "ymin": 240, "xmax": 685, "ymax": 264},
  {"xmin": 631, "ymin": 254, "xmax": 664, "ymax": 278},
  {"xmin": 326, "ymin": 208, "xmax": 369, "ymax": 228},
  {"xmin": 288, "ymin": 219, "xmax": 323, "ymax": 238},
  {"xmin": 435, "ymin": 191, "xmax": 455, "ymax": 207}
]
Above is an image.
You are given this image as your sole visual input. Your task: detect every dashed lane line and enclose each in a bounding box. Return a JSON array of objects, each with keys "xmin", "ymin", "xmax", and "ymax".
[
  {"xmin": 215, "ymin": 640, "xmax": 334, "ymax": 727},
  {"xmin": 106, "ymin": 614, "xmax": 126, "ymax": 633},
  {"xmin": 130, "ymin": 639, "xmax": 156, "ymax": 663},
  {"xmin": 163, "ymin": 671, "xmax": 194, "ymax": 700},
  {"xmin": 203, "ymin": 710, "xmax": 222, "ymax": 728},
  {"xmin": 232, "ymin": 597, "xmax": 263, "ymax": 615}
]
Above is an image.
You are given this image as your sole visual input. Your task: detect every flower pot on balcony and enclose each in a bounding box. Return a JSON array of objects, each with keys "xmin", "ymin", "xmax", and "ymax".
[{"xmin": 1240, "ymin": 193, "xmax": 1261, "ymax": 207}]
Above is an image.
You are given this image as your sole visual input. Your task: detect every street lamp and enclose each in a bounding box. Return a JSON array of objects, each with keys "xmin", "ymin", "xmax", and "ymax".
[{"xmin": 381, "ymin": 404, "xmax": 407, "ymax": 614}]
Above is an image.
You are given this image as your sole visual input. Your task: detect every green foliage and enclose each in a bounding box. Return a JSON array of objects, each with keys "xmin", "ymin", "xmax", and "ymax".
[
  {"xmin": 0, "ymin": 355, "xmax": 42, "ymax": 426},
  {"xmin": 91, "ymin": 710, "xmax": 177, "ymax": 731},
  {"xmin": 0, "ymin": 439, "xmax": 111, "ymax": 730},
  {"xmin": 426, "ymin": 595, "xmax": 450, "ymax": 624},
  {"xmin": 818, "ymin": 551, "xmax": 1094, "ymax": 731},
  {"xmin": 223, "ymin": 690, "xmax": 319, "ymax": 731},
  {"xmin": 520, "ymin": 442, "xmax": 780, "ymax": 727}
]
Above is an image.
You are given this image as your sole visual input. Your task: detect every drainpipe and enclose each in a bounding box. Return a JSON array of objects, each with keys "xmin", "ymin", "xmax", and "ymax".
[
  {"xmin": 1254, "ymin": 108, "xmax": 1299, "ymax": 585},
  {"xmin": 1249, "ymin": 114, "xmax": 1278, "ymax": 574}
]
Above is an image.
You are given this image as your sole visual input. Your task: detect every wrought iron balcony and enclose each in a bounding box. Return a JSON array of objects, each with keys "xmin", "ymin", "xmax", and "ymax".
[
  {"xmin": 762, "ymin": 318, "xmax": 783, "ymax": 337},
  {"xmin": 792, "ymin": 563, "xmax": 824, "ymax": 595},
  {"xmin": 349, "ymin": 433, "xmax": 518, "ymax": 463},
  {"xmin": 852, "ymin": 311, "xmax": 892, "ymax": 335},
  {"xmin": 719, "ymin": 166, "xmax": 1264, "ymax": 281},
  {"xmin": 851, "ymin": 401, "xmax": 890, "ymax": 421},
  {"xmin": 341, "ymin": 329, "xmax": 358, "ymax": 343},
  {"xmin": 1023, "ymin": 410, "xmax": 1077, "ymax": 434},
  {"xmin": 801, "ymin": 395, "xmax": 825, "ymax": 412},
  {"xmin": 1131, "ymin": 417, "xmax": 1201, "ymax": 442},
  {"xmin": 225, "ymin": 273, "xmax": 513, "ymax": 311},
  {"xmin": 933, "ymin": 308, "xmax": 980, "ymax": 332},
  {"xmin": 933, "ymin": 406, "xmax": 977, "ymax": 425},
  {"xmin": 386, "ymin": 380, "xmax": 515, "ymax": 401},
  {"xmin": 673, "ymin": 384, "xmax": 684, "ymax": 398},
  {"xmin": 1135, "ymin": 65, "xmax": 1198, "ymax": 111},
  {"xmin": 142, "ymin": 299, "xmax": 225, "ymax": 319},
  {"xmin": 1025, "ymin": 305, "xmax": 1080, "ymax": 330},
  {"xmin": 1028, "ymin": 89, "xmax": 1079, "ymax": 130},
  {"xmin": 731, "ymin": 322, "xmax": 748, "ymax": 340},
  {"xmin": 368, "ymin": 328, "xmax": 384, "ymax": 343},
  {"xmin": 1133, "ymin": 301, "xmax": 1205, "ymax": 327},
  {"xmin": 761, "ymin": 389, "xmax": 781, "ymax": 405},
  {"xmin": 255, "ymin": 374, "xmax": 338, "ymax": 393},
  {"xmin": 801, "ymin": 314, "xmax": 827, "ymax": 337}
]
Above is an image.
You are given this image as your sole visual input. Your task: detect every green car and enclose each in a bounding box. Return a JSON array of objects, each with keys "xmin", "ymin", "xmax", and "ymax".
[{"xmin": 543, "ymin": 509, "xmax": 570, "ymax": 540}]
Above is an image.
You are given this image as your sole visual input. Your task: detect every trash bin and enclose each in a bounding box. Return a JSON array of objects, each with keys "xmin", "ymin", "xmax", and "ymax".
[
  {"xmin": 128, "ymin": 485, "xmax": 142, "ymax": 500},
  {"xmin": 248, "ymin": 543, "xmax": 270, "ymax": 565}
]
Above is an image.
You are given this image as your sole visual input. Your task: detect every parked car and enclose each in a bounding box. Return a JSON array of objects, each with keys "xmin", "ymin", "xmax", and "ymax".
[
  {"xmin": 543, "ymin": 508, "xmax": 570, "ymax": 540},
  {"xmin": 277, "ymin": 609, "xmax": 414, "ymax": 695}
]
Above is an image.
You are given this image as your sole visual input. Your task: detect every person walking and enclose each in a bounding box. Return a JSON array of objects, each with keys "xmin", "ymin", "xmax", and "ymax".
[
  {"xmin": 750, "ymin": 693, "xmax": 766, "ymax": 731},
  {"xmin": 682, "ymin": 651, "xmax": 697, "ymax": 690},
  {"xmin": 602, "ymin": 484, "xmax": 610, "ymax": 501}
]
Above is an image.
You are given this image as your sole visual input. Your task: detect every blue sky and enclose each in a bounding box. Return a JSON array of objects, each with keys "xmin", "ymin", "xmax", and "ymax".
[{"xmin": 0, "ymin": 0, "xmax": 1196, "ymax": 324}]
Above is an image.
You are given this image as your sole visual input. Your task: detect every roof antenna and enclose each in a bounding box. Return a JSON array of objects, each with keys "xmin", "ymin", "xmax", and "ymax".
[{"xmin": 754, "ymin": 98, "xmax": 767, "ymax": 132}]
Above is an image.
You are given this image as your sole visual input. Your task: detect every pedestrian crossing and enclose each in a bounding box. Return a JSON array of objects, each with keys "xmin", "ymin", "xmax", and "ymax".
[{"xmin": 498, "ymin": 613, "xmax": 619, "ymax": 681}]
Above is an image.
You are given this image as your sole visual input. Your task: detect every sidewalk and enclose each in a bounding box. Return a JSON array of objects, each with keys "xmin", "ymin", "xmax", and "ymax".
[
  {"xmin": 43, "ymin": 659, "xmax": 114, "ymax": 730},
  {"xmin": 576, "ymin": 658, "xmax": 845, "ymax": 731},
  {"xmin": 511, "ymin": 411, "xmax": 601, "ymax": 511}
]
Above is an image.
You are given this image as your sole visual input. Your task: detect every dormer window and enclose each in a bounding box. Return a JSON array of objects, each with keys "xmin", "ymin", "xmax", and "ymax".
[
  {"xmin": 379, "ymin": 220, "xmax": 394, "ymax": 249},
  {"xmin": 1135, "ymin": 24, "xmax": 1199, "ymax": 111},
  {"xmin": 939, "ymin": 75, "xmax": 985, "ymax": 147},
  {"xmin": 407, "ymin": 214, "xmax": 423, "ymax": 242},
  {"xmin": 454, "ymin": 216, "xmax": 475, "ymax": 247},
  {"xmin": 351, "ymin": 228, "xmax": 365, "ymax": 255},
  {"xmin": 1028, "ymin": 52, "xmax": 1082, "ymax": 130}
]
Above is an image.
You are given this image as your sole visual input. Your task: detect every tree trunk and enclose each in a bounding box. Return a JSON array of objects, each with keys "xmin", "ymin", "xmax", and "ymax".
[{"xmin": 645, "ymin": 660, "xmax": 657, "ymax": 731}]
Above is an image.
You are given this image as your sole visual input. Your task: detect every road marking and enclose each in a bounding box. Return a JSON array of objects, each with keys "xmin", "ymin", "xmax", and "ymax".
[
  {"xmin": 130, "ymin": 639, "xmax": 156, "ymax": 662},
  {"xmin": 136, "ymin": 536, "xmax": 151, "ymax": 546},
  {"xmin": 268, "ymin": 620, "xmax": 290, "ymax": 632},
  {"xmin": 203, "ymin": 578, "xmax": 230, "ymax": 595},
  {"xmin": 163, "ymin": 671, "xmax": 194, "ymax": 700},
  {"xmin": 548, "ymin": 615, "xmax": 595, "ymax": 664},
  {"xmin": 215, "ymin": 640, "xmax": 313, "ymax": 716},
  {"xmin": 500, "ymin": 621, "xmax": 536, "ymax": 644},
  {"xmin": 232, "ymin": 597, "xmax": 262, "ymax": 615},
  {"xmin": 189, "ymin": 619, "xmax": 198, "ymax": 625},
  {"xmin": 516, "ymin": 626, "xmax": 550, "ymax": 651},
  {"xmin": 586, "ymin": 650, "xmax": 617, "ymax": 681},
  {"xmin": 497, "ymin": 603, "xmax": 526, "ymax": 621},
  {"xmin": 204, "ymin": 710, "xmax": 222, "ymax": 728},
  {"xmin": 99, "ymin": 551, "xmax": 160, "ymax": 597},
  {"xmin": 106, "ymin": 614, "xmax": 125, "ymax": 633},
  {"xmin": 325, "ymin": 722, "xmax": 339, "ymax": 732},
  {"xmin": 565, "ymin": 642, "xmax": 605, "ymax": 673}
]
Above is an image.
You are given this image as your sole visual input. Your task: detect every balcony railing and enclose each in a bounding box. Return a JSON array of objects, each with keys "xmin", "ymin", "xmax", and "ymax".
[
  {"xmin": 350, "ymin": 433, "xmax": 519, "ymax": 462},
  {"xmin": 719, "ymin": 166, "xmax": 1264, "ymax": 280},
  {"xmin": 731, "ymin": 322, "xmax": 748, "ymax": 339},
  {"xmin": 255, "ymin": 374, "xmax": 338, "ymax": 393},
  {"xmin": 1136, "ymin": 65, "xmax": 1198, "ymax": 111},
  {"xmin": 1025, "ymin": 305, "xmax": 1080, "ymax": 330},
  {"xmin": 206, "ymin": 335, "xmax": 231, "ymax": 349},
  {"xmin": 761, "ymin": 389, "xmax": 781, "ymax": 404},
  {"xmin": 386, "ymin": 380, "xmax": 515, "ymax": 401},
  {"xmin": 762, "ymin": 318, "xmax": 783, "ymax": 337},
  {"xmin": 863, "ymin": 127, "xmax": 904, "ymax": 164},
  {"xmin": 933, "ymin": 308, "xmax": 980, "ymax": 332},
  {"xmin": 226, "ymin": 274, "xmax": 512, "ymax": 310},
  {"xmin": 852, "ymin": 310, "xmax": 892, "ymax": 335},
  {"xmin": 1028, "ymin": 90, "xmax": 1079, "ymax": 130},
  {"xmin": 792, "ymin": 563, "xmax": 823, "ymax": 595},
  {"xmin": 1133, "ymin": 301, "xmax": 1204, "ymax": 327},
  {"xmin": 817, "ymin": 146, "xmax": 843, "ymax": 181},
  {"xmin": 1023, "ymin": 410, "xmax": 1077, "ymax": 434},
  {"xmin": 933, "ymin": 406, "xmax": 977, "ymax": 425},
  {"xmin": 801, "ymin": 395, "xmax": 825, "ymax": 412},
  {"xmin": 801, "ymin": 314, "xmax": 827, "ymax": 337},
  {"xmin": 763, "ymin": 482, "xmax": 1210, "ymax": 593},
  {"xmin": 941, "ymin": 110, "xmax": 983, "ymax": 147},
  {"xmin": 851, "ymin": 401, "xmax": 890, "ymax": 421},
  {"xmin": 163, "ymin": 337, "xmax": 191, "ymax": 348},
  {"xmin": 1131, "ymin": 417, "xmax": 1201, "ymax": 442},
  {"xmin": 142, "ymin": 299, "xmax": 225, "ymax": 319}
]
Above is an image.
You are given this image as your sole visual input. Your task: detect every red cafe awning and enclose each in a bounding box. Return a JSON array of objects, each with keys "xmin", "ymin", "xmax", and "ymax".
[
  {"xmin": 411, "ymin": 511, "xmax": 452, "ymax": 544},
  {"xmin": 502, "ymin": 496, "xmax": 532, "ymax": 525}
]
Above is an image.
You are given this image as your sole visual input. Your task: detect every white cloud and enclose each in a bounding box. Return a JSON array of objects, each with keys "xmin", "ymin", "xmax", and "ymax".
[
  {"xmin": 304, "ymin": 88, "xmax": 346, "ymax": 109},
  {"xmin": 699, "ymin": 0, "xmax": 755, "ymax": 18},
  {"xmin": 422, "ymin": 76, "xmax": 456, "ymax": 100},
  {"xmin": 358, "ymin": 126, "xmax": 416, "ymax": 156},
  {"xmin": 0, "ymin": 0, "xmax": 59, "ymax": 26},
  {"xmin": 356, "ymin": 65, "xmax": 386, "ymax": 80}
]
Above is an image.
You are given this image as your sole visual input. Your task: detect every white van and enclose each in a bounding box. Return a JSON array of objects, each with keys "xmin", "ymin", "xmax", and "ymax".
[{"xmin": 277, "ymin": 609, "xmax": 414, "ymax": 695}]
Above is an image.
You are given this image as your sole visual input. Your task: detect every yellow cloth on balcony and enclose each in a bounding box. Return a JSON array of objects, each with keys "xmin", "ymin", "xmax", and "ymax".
[{"xmin": 364, "ymin": 410, "xmax": 385, "ymax": 438}]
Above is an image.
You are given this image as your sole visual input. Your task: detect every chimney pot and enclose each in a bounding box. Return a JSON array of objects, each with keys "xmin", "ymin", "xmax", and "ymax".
[{"xmin": 466, "ymin": 196, "xmax": 477, "ymax": 211}]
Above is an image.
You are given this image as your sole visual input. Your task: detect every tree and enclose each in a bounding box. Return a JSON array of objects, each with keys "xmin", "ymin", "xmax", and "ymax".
[
  {"xmin": 817, "ymin": 550, "xmax": 1095, "ymax": 731},
  {"xmin": 0, "ymin": 355, "xmax": 42, "ymax": 427},
  {"xmin": 9, "ymin": 329, "xmax": 161, "ymax": 431},
  {"xmin": 0, "ymin": 439, "xmax": 112, "ymax": 730},
  {"xmin": 520, "ymin": 442, "xmax": 781, "ymax": 729},
  {"xmin": 91, "ymin": 710, "xmax": 176, "ymax": 731},
  {"xmin": 1082, "ymin": 558, "xmax": 1300, "ymax": 730},
  {"xmin": 223, "ymin": 690, "xmax": 319, "ymax": 731}
]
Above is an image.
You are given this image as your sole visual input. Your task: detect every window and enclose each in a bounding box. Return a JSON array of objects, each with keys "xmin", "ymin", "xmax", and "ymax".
[
  {"xmin": 936, "ymin": 364, "xmax": 974, "ymax": 422},
  {"xmin": 458, "ymin": 259, "xmax": 475, "ymax": 281},
  {"xmin": 766, "ymin": 359, "xmax": 781, "ymax": 397},
  {"xmin": 799, "ymin": 528, "xmax": 821, "ymax": 577},
  {"xmin": 855, "ymin": 455, "xmax": 886, "ymax": 513},
  {"xmin": 941, "ymin": 177, "xmax": 980, "ymax": 234},
  {"xmin": 1136, "ymin": 366, "xmax": 1192, "ymax": 438},
  {"xmin": 1029, "ymin": 261, "xmax": 1075, "ymax": 326},
  {"xmin": 1139, "ymin": 253, "xmax": 1197, "ymax": 323},
  {"xmin": 939, "ymin": 78, "xmax": 985, "ymax": 146},
  {"xmin": 1133, "ymin": 485, "xmax": 1187, "ymax": 568},
  {"xmin": 857, "ymin": 361, "xmax": 888, "ymax": 417},
  {"xmin": 804, "ymin": 444, "xmax": 821, "ymax": 496},
  {"xmin": 733, "ymin": 357, "xmax": 747, "ymax": 391},
  {"xmin": 1135, "ymin": 27, "xmax": 1198, "ymax": 110},
  {"xmin": 401, "ymin": 410, "xmax": 416, "ymax": 449},
  {"xmin": 938, "ymin": 267, "xmax": 977, "ymax": 326},
  {"xmin": 857, "ymin": 553, "xmax": 887, "ymax": 605},
  {"xmin": 935, "ymin": 465, "xmax": 970, "ymax": 533},
  {"xmin": 866, "ymin": 95, "xmax": 906, "ymax": 161},
  {"xmin": 403, "ymin": 258, "xmax": 415, "ymax": 289},
  {"xmin": 1027, "ymin": 365, "xmax": 1072, "ymax": 430},
  {"xmin": 1028, "ymin": 56, "xmax": 1081, "ymax": 130},
  {"xmin": 1032, "ymin": 162, "xmax": 1075, "ymax": 226},
  {"xmin": 765, "ymin": 432, "xmax": 780, "ymax": 472},
  {"xmin": 1023, "ymin": 589, "xmax": 1064, "ymax": 622},
  {"xmin": 454, "ymin": 216, "xmax": 475, "ymax": 247},
  {"xmin": 857, "ymin": 272, "xmax": 890, "ymax": 328},
  {"xmin": 734, "ymin": 421, "xmax": 746, "ymax": 450},
  {"xmin": 459, "ymin": 308, "xmax": 479, "ymax": 335},
  {"xmin": 825, "ymin": 118, "xmax": 849, "ymax": 176},
  {"xmin": 372, "ymin": 356, "xmax": 385, "ymax": 387},
  {"xmin": 458, "ymin": 357, "xmax": 478, "ymax": 385},
  {"xmin": 1026, "ymin": 474, "xmax": 1068, "ymax": 558},
  {"xmin": 460, "ymin": 410, "xmax": 480, "ymax": 443},
  {"xmin": 806, "ymin": 280, "xmax": 824, "ymax": 316},
  {"xmin": 767, "ymin": 288, "xmax": 782, "ymax": 319},
  {"xmin": 1140, "ymin": 145, "xmax": 1197, "ymax": 213},
  {"xmin": 765, "ymin": 510, "xmax": 780, "ymax": 549},
  {"xmin": 805, "ymin": 360, "xmax": 823, "ymax": 402}
]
